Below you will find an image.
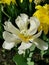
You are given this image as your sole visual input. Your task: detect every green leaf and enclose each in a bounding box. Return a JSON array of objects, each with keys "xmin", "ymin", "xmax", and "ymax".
[
  {"xmin": 13, "ymin": 54, "xmax": 28, "ymax": 65},
  {"xmin": 27, "ymin": 61, "xmax": 34, "ymax": 65},
  {"xmin": 17, "ymin": 0, "xmax": 28, "ymax": 9},
  {"xmin": 29, "ymin": 53, "xmax": 33, "ymax": 57},
  {"xmin": 29, "ymin": 44, "xmax": 35, "ymax": 51},
  {"xmin": 40, "ymin": 32, "xmax": 48, "ymax": 42},
  {"xmin": 16, "ymin": 0, "xmax": 29, "ymax": 13},
  {"xmin": 29, "ymin": 2, "xmax": 35, "ymax": 16},
  {"xmin": 0, "ymin": 4, "xmax": 2, "ymax": 23},
  {"xmin": 41, "ymin": 50, "xmax": 47, "ymax": 57},
  {"xmin": 0, "ymin": 23, "xmax": 3, "ymax": 39},
  {"xmin": 27, "ymin": 58, "xmax": 34, "ymax": 65},
  {"xmin": 0, "ymin": 4, "xmax": 3, "ymax": 39},
  {"xmin": 42, "ymin": 33, "xmax": 48, "ymax": 42},
  {"xmin": 25, "ymin": 49, "xmax": 30, "ymax": 58}
]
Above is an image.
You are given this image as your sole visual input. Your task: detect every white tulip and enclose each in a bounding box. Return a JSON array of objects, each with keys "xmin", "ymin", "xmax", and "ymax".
[{"xmin": 2, "ymin": 14, "xmax": 48, "ymax": 54}]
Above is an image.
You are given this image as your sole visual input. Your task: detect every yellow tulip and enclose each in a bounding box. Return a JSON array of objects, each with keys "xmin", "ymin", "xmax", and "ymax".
[
  {"xmin": 33, "ymin": 4, "xmax": 49, "ymax": 34},
  {"xmin": 0, "ymin": 0, "xmax": 16, "ymax": 5}
]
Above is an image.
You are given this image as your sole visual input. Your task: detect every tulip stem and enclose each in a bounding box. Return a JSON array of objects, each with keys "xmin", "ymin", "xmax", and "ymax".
[{"xmin": 1, "ymin": 6, "xmax": 11, "ymax": 19}]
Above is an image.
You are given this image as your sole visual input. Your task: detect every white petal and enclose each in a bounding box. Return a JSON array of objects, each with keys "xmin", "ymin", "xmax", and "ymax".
[
  {"xmin": 29, "ymin": 30, "xmax": 42, "ymax": 42},
  {"xmin": 2, "ymin": 41, "xmax": 15, "ymax": 50},
  {"xmin": 4, "ymin": 21, "xmax": 20, "ymax": 35},
  {"xmin": 3, "ymin": 31, "xmax": 21, "ymax": 43},
  {"xmin": 27, "ymin": 17, "xmax": 40, "ymax": 35},
  {"xmin": 15, "ymin": 14, "xmax": 29, "ymax": 30},
  {"xmin": 32, "ymin": 17, "xmax": 40, "ymax": 28},
  {"xmin": 18, "ymin": 42, "xmax": 32, "ymax": 54},
  {"xmin": 18, "ymin": 42, "xmax": 32, "ymax": 50},
  {"xmin": 20, "ymin": 14, "xmax": 28, "ymax": 22},
  {"xmin": 33, "ymin": 38, "xmax": 48, "ymax": 50},
  {"xmin": 18, "ymin": 50, "xmax": 25, "ymax": 54},
  {"xmin": 33, "ymin": 30, "xmax": 42, "ymax": 39}
]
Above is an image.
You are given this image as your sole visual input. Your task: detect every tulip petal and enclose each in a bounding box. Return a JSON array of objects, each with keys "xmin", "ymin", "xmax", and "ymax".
[
  {"xmin": 18, "ymin": 42, "xmax": 32, "ymax": 54},
  {"xmin": 2, "ymin": 41, "xmax": 15, "ymax": 50},
  {"xmin": 4, "ymin": 21, "xmax": 20, "ymax": 35},
  {"xmin": 15, "ymin": 14, "xmax": 28, "ymax": 30},
  {"xmin": 18, "ymin": 50, "xmax": 25, "ymax": 54},
  {"xmin": 29, "ymin": 30, "xmax": 42, "ymax": 42},
  {"xmin": 3, "ymin": 31, "xmax": 21, "ymax": 43},
  {"xmin": 33, "ymin": 30, "xmax": 42, "ymax": 39},
  {"xmin": 27, "ymin": 17, "xmax": 40, "ymax": 35},
  {"xmin": 33, "ymin": 38, "xmax": 48, "ymax": 50},
  {"xmin": 18, "ymin": 42, "xmax": 32, "ymax": 50}
]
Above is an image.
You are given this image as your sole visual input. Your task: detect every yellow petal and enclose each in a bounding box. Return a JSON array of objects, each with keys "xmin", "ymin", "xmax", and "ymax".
[
  {"xmin": 1, "ymin": 0, "xmax": 16, "ymax": 5},
  {"xmin": 35, "ymin": 5, "xmax": 43, "ymax": 9},
  {"xmin": 33, "ymin": 4, "xmax": 49, "ymax": 34}
]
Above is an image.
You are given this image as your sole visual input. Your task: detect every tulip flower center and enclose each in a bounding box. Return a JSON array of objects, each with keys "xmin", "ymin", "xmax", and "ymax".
[{"xmin": 19, "ymin": 30, "xmax": 32, "ymax": 42}]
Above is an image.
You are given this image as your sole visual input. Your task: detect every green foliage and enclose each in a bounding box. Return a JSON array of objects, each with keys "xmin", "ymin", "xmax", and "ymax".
[
  {"xmin": 0, "ymin": 23, "xmax": 3, "ymax": 39},
  {"xmin": 27, "ymin": 61, "xmax": 34, "ymax": 65},
  {"xmin": 27, "ymin": 57, "xmax": 34, "ymax": 65},
  {"xmin": 0, "ymin": 4, "xmax": 3, "ymax": 39},
  {"xmin": 16, "ymin": 0, "xmax": 29, "ymax": 13},
  {"xmin": 0, "ymin": 4, "xmax": 2, "ymax": 23},
  {"xmin": 45, "ymin": 0, "xmax": 49, "ymax": 4},
  {"xmin": 16, "ymin": 0, "xmax": 35, "ymax": 16},
  {"xmin": 29, "ymin": 2, "xmax": 35, "ymax": 16},
  {"xmin": 29, "ymin": 44, "xmax": 35, "ymax": 52},
  {"xmin": 13, "ymin": 54, "xmax": 28, "ymax": 65},
  {"xmin": 4, "ymin": 3, "xmax": 21, "ymax": 22}
]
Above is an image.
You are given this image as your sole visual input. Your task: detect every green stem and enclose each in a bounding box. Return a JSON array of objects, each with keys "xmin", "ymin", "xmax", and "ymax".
[
  {"xmin": 1, "ymin": 6, "xmax": 11, "ymax": 19},
  {"xmin": 2, "ymin": 10, "xmax": 11, "ymax": 19}
]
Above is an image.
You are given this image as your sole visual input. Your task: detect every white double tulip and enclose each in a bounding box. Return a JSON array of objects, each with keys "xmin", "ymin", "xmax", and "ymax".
[{"xmin": 2, "ymin": 14, "xmax": 48, "ymax": 54}]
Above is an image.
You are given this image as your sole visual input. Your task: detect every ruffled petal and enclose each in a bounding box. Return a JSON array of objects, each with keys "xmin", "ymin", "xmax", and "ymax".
[
  {"xmin": 18, "ymin": 42, "xmax": 32, "ymax": 54},
  {"xmin": 15, "ymin": 14, "xmax": 29, "ymax": 30},
  {"xmin": 27, "ymin": 17, "xmax": 40, "ymax": 35},
  {"xmin": 2, "ymin": 41, "xmax": 15, "ymax": 50},
  {"xmin": 20, "ymin": 14, "xmax": 28, "ymax": 23},
  {"xmin": 18, "ymin": 42, "xmax": 32, "ymax": 50},
  {"xmin": 18, "ymin": 50, "xmax": 25, "ymax": 54},
  {"xmin": 3, "ymin": 31, "xmax": 21, "ymax": 43},
  {"xmin": 33, "ymin": 38, "xmax": 48, "ymax": 50},
  {"xmin": 29, "ymin": 30, "xmax": 42, "ymax": 42},
  {"xmin": 4, "ymin": 21, "xmax": 20, "ymax": 36},
  {"xmin": 33, "ymin": 30, "xmax": 42, "ymax": 39}
]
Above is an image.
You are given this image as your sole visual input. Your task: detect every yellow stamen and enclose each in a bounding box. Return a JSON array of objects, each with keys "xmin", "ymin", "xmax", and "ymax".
[{"xmin": 19, "ymin": 34, "xmax": 32, "ymax": 42}]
